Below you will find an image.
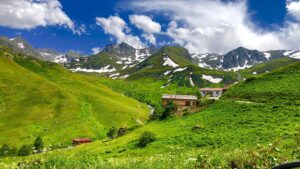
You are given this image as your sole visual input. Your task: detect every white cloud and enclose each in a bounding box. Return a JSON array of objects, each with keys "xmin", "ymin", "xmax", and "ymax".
[
  {"xmin": 129, "ymin": 15, "xmax": 161, "ymax": 33},
  {"xmin": 92, "ymin": 47, "xmax": 102, "ymax": 55},
  {"xmin": 287, "ymin": 0, "xmax": 300, "ymax": 21},
  {"xmin": 142, "ymin": 34, "xmax": 157, "ymax": 45},
  {"xmin": 96, "ymin": 16, "xmax": 144, "ymax": 49},
  {"xmin": 127, "ymin": 0, "xmax": 300, "ymax": 53},
  {"xmin": 0, "ymin": 0, "xmax": 84, "ymax": 35},
  {"xmin": 129, "ymin": 14, "xmax": 161, "ymax": 46}
]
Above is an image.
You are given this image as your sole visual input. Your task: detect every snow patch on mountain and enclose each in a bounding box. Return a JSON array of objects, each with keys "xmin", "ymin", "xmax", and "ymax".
[
  {"xmin": 54, "ymin": 55, "xmax": 68, "ymax": 63},
  {"xmin": 109, "ymin": 73, "xmax": 120, "ymax": 77},
  {"xmin": 163, "ymin": 70, "xmax": 172, "ymax": 76},
  {"xmin": 225, "ymin": 60, "xmax": 252, "ymax": 71},
  {"xmin": 119, "ymin": 74, "xmax": 129, "ymax": 79},
  {"xmin": 284, "ymin": 50, "xmax": 295, "ymax": 56},
  {"xmin": 198, "ymin": 62, "xmax": 212, "ymax": 69},
  {"xmin": 202, "ymin": 75, "xmax": 222, "ymax": 83},
  {"xmin": 263, "ymin": 52, "xmax": 271, "ymax": 60},
  {"xmin": 189, "ymin": 77, "xmax": 195, "ymax": 86},
  {"xmin": 135, "ymin": 49, "xmax": 150, "ymax": 61},
  {"xmin": 163, "ymin": 53, "xmax": 178, "ymax": 67},
  {"xmin": 70, "ymin": 65, "xmax": 116, "ymax": 73},
  {"xmin": 18, "ymin": 42, "xmax": 24, "ymax": 49},
  {"xmin": 289, "ymin": 51, "xmax": 300, "ymax": 59},
  {"xmin": 173, "ymin": 67, "xmax": 187, "ymax": 73}
]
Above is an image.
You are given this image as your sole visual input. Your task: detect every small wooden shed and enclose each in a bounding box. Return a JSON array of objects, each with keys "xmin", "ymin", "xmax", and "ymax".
[{"xmin": 72, "ymin": 138, "xmax": 92, "ymax": 146}]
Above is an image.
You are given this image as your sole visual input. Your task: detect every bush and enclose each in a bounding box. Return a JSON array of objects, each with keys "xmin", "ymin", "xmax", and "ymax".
[
  {"xmin": 18, "ymin": 145, "xmax": 32, "ymax": 156},
  {"xmin": 160, "ymin": 101, "xmax": 176, "ymax": 120},
  {"xmin": 107, "ymin": 126, "xmax": 118, "ymax": 139},
  {"xmin": 34, "ymin": 136, "xmax": 44, "ymax": 153},
  {"xmin": 0, "ymin": 144, "xmax": 9, "ymax": 157},
  {"xmin": 117, "ymin": 127, "xmax": 127, "ymax": 137},
  {"xmin": 137, "ymin": 131, "xmax": 156, "ymax": 148}
]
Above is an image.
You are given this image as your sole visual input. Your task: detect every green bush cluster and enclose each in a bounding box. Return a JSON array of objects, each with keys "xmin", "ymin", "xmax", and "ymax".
[
  {"xmin": 0, "ymin": 136, "xmax": 44, "ymax": 157},
  {"xmin": 107, "ymin": 126, "xmax": 128, "ymax": 139},
  {"xmin": 137, "ymin": 131, "xmax": 156, "ymax": 148}
]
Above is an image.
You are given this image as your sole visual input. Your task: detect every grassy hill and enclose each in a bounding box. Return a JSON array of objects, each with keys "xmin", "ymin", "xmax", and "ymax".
[
  {"xmin": 239, "ymin": 57, "xmax": 298, "ymax": 76},
  {"xmin": 0, "ymin": 48, "xmax": 149, "ymax": 147},
  {"xmin": 224, "ymin": 60, "xmax": 300, "ymax": 105},
  {"xmin": 2, "ymin": 54, "xmax": 300, "ymax": 168}
]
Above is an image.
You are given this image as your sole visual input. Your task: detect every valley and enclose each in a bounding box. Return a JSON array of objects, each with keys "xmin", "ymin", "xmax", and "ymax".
[{"xmin": 0, "ymin": 37, "xmax": 300, "ymax": 169}]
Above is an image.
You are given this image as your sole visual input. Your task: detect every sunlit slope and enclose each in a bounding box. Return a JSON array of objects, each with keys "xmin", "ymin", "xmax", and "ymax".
[
  {"xmin": 0, "ymin": 51, "xmax": 149, "ymax": 147},
  {"xmin": 224, "ymin": 60, "xmax": 300, "ymax": 104}
]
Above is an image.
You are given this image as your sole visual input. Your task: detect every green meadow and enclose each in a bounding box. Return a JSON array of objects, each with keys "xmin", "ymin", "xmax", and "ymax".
[
  {"xmin": 0, "ymin": 49, "xmax": 149, "ymax": 147},
  {"xmin": 1, "ymin": 48, "xmax": 300, "ymax": 168}
]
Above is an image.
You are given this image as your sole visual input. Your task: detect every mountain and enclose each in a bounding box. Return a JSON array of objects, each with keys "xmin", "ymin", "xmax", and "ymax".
[
  {"xmin": 66, "ymin": 42, "xmax": 158, "ymax": 73},
  {"xmin": 0, "ymin": 47, "xmax": 149, "ymax": 146},
  {"xmin": 114, "ymin": 46, "xmax": 238, "ymax": 87},
  {"xmin": 0, "ymin": 36, "xmax": 83, "ymax": 64},
  {"xmin": 0, "ymin": 36, "xmax": 43, "ymax": 60},
  {"xmin": 2, "ymin": 36, "xmax": 299, "ymax": 75},
  {"xmin": 192, "ymin": 47, "xmax": 300, "ymax": 71}
]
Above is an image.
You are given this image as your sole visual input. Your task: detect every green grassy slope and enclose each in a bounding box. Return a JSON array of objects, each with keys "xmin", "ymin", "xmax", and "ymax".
[
  {"xmin": 6, "ymin": 100, "xmax": 300, "ymax": 168},
  {"xmin": 3, "ymin": 58, "xmax": 300, "ymax": 168},
  {"xmin": 0, "ymin": 49, "xmax": 149, "ymax": 147},
  {"xmin": 239, "ymin": 57, "xmax": 298, "ymax": 76},
  {"xmin": 224, "ymin": 60, "xmax": 300, "ymax": 105}
]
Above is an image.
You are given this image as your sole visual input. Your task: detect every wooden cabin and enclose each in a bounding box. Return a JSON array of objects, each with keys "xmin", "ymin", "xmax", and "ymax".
[
  {"xmin": 162, "ymin": 94, "xmax": 198, "ymax": 107},
  {"xmin": 72, "ymin": 138, "xmax": 92, "ymax": 146}
]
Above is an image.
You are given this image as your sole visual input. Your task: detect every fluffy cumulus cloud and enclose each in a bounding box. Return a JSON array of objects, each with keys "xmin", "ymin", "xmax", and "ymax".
[
  {"xmin": 0, "ymin": 0, "xmax": 84, "ymax": 34},
  {"xmin": 129, "ymin": 15, "xmax": 161, "ymax": 33},
  {"xmin": 287, "ymin": 0, "xmax": 300, "ymax": 21},
  {"xmin": 129, "ymin": 14, "xmax": 161, "ymax": 45},
  {"xmin": 127, "ymin": 0, "xmax": 300, "ymax": 53},
  {"xmin": 96, "ymin": 16, "xmax": 144, "ymax": 48}
]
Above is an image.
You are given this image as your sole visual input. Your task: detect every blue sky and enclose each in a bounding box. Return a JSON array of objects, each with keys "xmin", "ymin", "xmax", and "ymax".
[{"xmin": 0, "ymin": 0, "xmax": 300, "ymax": 54}]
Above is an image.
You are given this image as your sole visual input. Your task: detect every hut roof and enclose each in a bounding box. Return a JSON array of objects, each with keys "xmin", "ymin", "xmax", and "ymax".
[{"xmin": 162, "ymin": 94, "xmax": 198, "ymax": 100}]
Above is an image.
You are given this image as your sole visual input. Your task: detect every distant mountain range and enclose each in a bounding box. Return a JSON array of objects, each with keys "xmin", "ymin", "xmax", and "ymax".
[
  {"xmin": 191, "ymin": 47, "xmax": 300, "ymax": 71},
  {"xmin": 0, "ymin": 36, "xmax": 83, "ymax": 63},
  {"xmin": 1, "ymin": 35, "xmax": 300, "ymax": 75}
]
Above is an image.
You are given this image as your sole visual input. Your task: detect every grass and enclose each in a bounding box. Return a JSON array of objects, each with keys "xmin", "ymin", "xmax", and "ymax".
[
  {"xmin": 239, "ymin": 57, "xmax": 298, "ymax": 77},
  {"xmin": 224, "ymin": 60, "xmax": 300, "ymax": 105},
  {"xmin": 0, "ymin": 49, "xmax": 149, "ymax": 147},
  {"xmin": 2, "ymin": 100, "xmax": 300, "ymax": 168},
  {"xmin": 1, "ymin": 48, "xmax": 300, "ymax": 168}
]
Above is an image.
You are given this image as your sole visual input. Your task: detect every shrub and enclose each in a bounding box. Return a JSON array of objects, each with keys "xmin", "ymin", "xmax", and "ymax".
[
  {"xmin": 34, "ymin": 136, "xmax": 44, "ymax": 153},
  {"xmin": 107, "ymin": 126, "xmax": 117, "ymax": 139},
  {"xmin": 0, "ymin": 144, "xmax": 9, "ymax": 157},
  {"xmin": 18, "ymin": 145, "xmax": 32, "ymax": 156},
  {"xmin": 117, "ymin": 127, "xmax": 127, "ymax": 137},
  {"xmin": 137, "ymin": 131, "xmax": 156, "ymax": 148},
  {"xmin": 161, "ymin": 101, "xmax": 176, "ymax": 120}
]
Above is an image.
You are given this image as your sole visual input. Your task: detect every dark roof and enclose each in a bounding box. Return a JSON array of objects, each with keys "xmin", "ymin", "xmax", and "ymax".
[{"xmin": 162, "ymin": 94, "xmax": 198, "ymax": 100}]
